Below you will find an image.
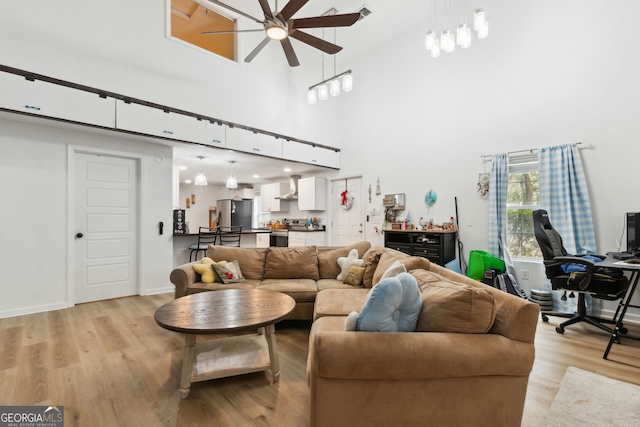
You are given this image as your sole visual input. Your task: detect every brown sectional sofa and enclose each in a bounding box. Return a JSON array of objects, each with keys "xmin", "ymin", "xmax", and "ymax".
[{"xmin": 169, "ymin": 242, "xmax": 540, "ymax": 427}]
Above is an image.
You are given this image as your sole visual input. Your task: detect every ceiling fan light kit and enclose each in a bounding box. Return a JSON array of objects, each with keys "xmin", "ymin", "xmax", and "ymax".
[{"xmin": 426, "ymin": 0, "xmax": 489, "ymax": 59}]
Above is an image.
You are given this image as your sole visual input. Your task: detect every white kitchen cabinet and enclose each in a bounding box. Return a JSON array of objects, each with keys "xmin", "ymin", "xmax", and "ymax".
[
  {"xmin": 115, "ymin": 99, "xmax": 206, "ymax": 143},
  {"xmin": 256, "ymin": 233, "xmax": 270, "ymax": 248},
  {"xmin": 260, "ymin": 182, "xmax": 290, "ymax": 212},
  {"xmin": 298, "ymin": 177, "xmax": 327, "ymax": 211},
  {"xmin": 288, "ymin": 231, "xmax": 326, "ymax": 247},
  {"xmin": 282, "ymin": 140, "xmax": 340, "ymax": 169},
  {"xmin": 205, "ymin": 121, "xmax": 226, "ymax": 148},
  {"xmin": 226, "ymin": 126, "xmax": 283, "ymax": 158},
  {"xmin": 0, "ymin": 71, "xmax": 116, "ymax": 127}
]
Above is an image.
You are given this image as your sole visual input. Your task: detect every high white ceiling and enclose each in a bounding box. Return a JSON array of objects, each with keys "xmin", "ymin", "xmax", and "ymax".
[{"xmin": 172, "ymin": 0, "xmax": 385, "ymax": 186}]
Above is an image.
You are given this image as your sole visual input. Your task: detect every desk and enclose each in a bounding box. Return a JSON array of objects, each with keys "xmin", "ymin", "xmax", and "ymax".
[{"xmin": 599, "ymin": 255, "xmax": 640, "ymax": 359}]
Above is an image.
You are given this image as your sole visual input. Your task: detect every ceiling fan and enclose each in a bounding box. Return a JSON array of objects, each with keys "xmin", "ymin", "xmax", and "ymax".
[{"xmin": 193, "ymin": 0, "xmax": 360, "ymax": 67}]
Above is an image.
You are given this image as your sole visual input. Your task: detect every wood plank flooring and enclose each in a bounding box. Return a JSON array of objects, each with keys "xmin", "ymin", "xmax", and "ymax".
[{"xmin": 1, "ymin": 293, "xmax": 639, "ymax": 427}]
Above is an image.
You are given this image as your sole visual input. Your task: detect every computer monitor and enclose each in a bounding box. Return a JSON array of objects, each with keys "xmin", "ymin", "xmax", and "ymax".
[{"xmin": 627, "ymin": 212, "xmax": 640, "ymax": 251}]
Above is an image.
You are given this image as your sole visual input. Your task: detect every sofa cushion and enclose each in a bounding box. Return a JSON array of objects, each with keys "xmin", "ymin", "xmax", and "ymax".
[
  {"xmin": 213, "ymin": 260, "xmax": 246, "ymax": 284},
  {"xmin": 187, "ymin": 279, "xmax": 260, "ymax": 294},
  {"xmin": 207, "ymin": 246, "xmax": 267, "ymax": 281},
  {"xmin": 346, "ymin": 273, "xmax": 422, "ymax": 332},
  {"xmin": 257, "ymin": 279, "xmax": 317, "ymax": 302},
  {"xmin": 314, "ymin": 288, "xmax": 370, "ymax": 320},
  {"xmin": 372, "ymin": 252, "xmax": 430, "ymax": 286},
  {"xmin": 361, "ymin": 247, "xmax": 385, "ymax": 288},
  {"xmin": 412, "ymin": 270, "xmax": 497, "ymax": 333},
  {"xmin": 316, "ymin": 278, "xmax": 359, "ymax": 291},
  {"xmin": 317, "ymin": 241, "xmax": 371, "ymax": 279},
  {"xmin": 337, "ymin": 249, "xmax": 364, "ymax": 281},
  {"xmin": 263, "ymin": 246, "xmax": 320, "ymax": 280}
]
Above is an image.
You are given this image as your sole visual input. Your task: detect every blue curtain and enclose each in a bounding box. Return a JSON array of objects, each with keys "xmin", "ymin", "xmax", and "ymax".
[
  {"xmin": 539, "ymin": 144, "xmax": 596, "ymax": 255},
  {"xmin": 539, "ymin": 143, "xmax": 597, "ymax": 313},
  {"xmin": 488, "ymin": 153, "xmax": 514, "ymax": 273}
]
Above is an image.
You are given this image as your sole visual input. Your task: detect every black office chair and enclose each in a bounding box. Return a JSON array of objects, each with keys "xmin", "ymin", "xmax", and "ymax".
[
  {"xmin": 218, "ymin": 225, "xmax": 242, "ymax": 247},
  {"xmin": 189, "ymin": 226, "xmax": 219, "ymax": 261},
  {"xmin": 532, "ymin": 209, "xmax": 629, "ymax": 334}
]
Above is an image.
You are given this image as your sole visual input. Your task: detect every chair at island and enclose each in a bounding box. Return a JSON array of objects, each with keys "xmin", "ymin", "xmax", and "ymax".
[
  {"xmin": 218, "ymin": 225, "xmax": 242, "ymax": 247},
  {"xmin": 189, "ymin": 226, "xmax": 219, "ymax": 261}
]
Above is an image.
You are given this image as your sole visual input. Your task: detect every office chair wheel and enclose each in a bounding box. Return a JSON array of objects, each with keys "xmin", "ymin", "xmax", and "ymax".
[
  {"xmin": 541, "ymin": 314, "xmax": 549, "ymax": 322},
  {"xmin": 619, "ymin": 326, "xmax": 628, "ymax": 334},
  {"xmin": 555, "ymin": 326, "xmax": 565, "ymax": 334}
]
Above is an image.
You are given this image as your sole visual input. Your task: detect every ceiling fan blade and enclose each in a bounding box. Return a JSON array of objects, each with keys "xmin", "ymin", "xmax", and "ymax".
[
  {"xmin": 257, "ymin": 0, "xmax": 274, "ymax": 19},
  {"xmin": 279, "ymin": 0, "xmax": 309, "ymax": 21},
  {"xmin": 202, "ymin": 29, "xmax": 263, "ymax": 35},
  {"xmin": 291, "ymin": 13, "xmax": 360, "ymax": 29},
  {"xmin": 245, "ymin": 37, "xmax": 271, "ymax": 63},
  {"xmin": 289, "ymin": 30, "xmax": 342, "ymax": 54},
  {"xmin": 280, "ymin": 38, "xmax": 300, "ymax": 67},
  {"xmin": 193, "ymin": 0, "xmax": 264, "ymax": 24}
]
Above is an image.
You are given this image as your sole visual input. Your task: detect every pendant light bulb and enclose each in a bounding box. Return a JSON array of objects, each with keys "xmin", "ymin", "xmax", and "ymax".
[
  {"xmin": 307, "ymin": 88, "xmax": 317, "ymax": 105},
  {"xmin": 318, "ymin": 84, "xmax": 328, "ymax": 101},
  {"xmin": 425, "ymin": 30, "xmax": 436, "ymax": 50},
  {"xmin": 342, "ymin": 74, "xmax": 353, "ymax": 92},
  {"xmin": 474, "ymin": 8, "xmax": 485, "ymax": 31},
  {"xmin": 194, "ymin": 155, "xmax": 207, "ymax": 186},
  {"xmin": 225, "ymin": 160, "xmax": 237, "ymax": 190},
  {"xmin": 430, "ymin": 39, "xmax": 441, "ymax": 58},
  {"xmin": 330, "ymin": 79, "xmax": 340, "ymax": 96}
]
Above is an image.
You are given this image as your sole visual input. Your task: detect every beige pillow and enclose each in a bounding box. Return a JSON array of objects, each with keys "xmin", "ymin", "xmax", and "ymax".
[
  {"xmin": 263, "ymin": 246, "xmax": 320, "ymax": 280},
  {"xmin": 412, "ymin": 270, "xmax": 496, "ymax": 333},
  {"xmin": 212, "ymin": 260, "xmax": 246, "ymax": 284},
  {"xmin": 361, "ymin": 247, "xmax": 387, "ymax": 288},
  {"xmin": 372, "ymin": 252, "xmax": 429, "ymax": 286},
  {"xmin": 317, "ymin": 241, "xmax": 371, "ymax": 279},
  {"xmin": 343, "ymin": 265, "xmax": 366, "ymax": 287},
  {"xmin": 207, "ymin": 246, "xmax": 267, "ymax": 280}
]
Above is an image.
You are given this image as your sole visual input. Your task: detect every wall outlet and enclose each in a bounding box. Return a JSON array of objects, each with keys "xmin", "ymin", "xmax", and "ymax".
[{"xmin": 521, "ymin": 270, "xmax": 529, "ymax": 280}]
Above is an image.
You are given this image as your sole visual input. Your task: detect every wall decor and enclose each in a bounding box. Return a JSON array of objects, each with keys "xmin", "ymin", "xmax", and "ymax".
[{"xmin": 477, "ymin": 173, "xmax": 490, "ymax": 197}]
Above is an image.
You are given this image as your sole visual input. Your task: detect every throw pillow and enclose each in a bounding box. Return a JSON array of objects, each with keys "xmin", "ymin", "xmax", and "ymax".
[
  {"xmin": 344, "ymin": 272, "xmax": 422, "ymax": 332},
  {"xmin": 192, "ymin": 262, "xmax": 215, "ymax": 283},
  {"xmin": 317, "ymin": 242, "xmax": 372, "ymax": 279},
  {"xmin": 343, "ymin": 265, "xmax": 366, "ymax": 287},
  {"xmin": 213, "ymin": 260, "xmax": 247, "ymax": 284},
  {"xmin": 337, "ymin": 248, "xmax": 364, "ymax": 281}
]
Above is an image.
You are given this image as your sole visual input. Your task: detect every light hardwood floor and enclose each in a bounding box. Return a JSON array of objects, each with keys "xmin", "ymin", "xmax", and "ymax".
[{"xmin": 1, "ymin": 293, "xmax": 639, "ymax": 427}]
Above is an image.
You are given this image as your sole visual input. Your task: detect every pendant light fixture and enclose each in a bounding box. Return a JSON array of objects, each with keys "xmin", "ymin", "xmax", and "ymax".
[
  {"xmin": 194, "ymin": 156, "xmax": 208, "ymax": 186},
  {"xmin": 426, "ymin": 0, "xmax": 488, "ymax": 59},
  {"xmin": 307, "ymin": 8, "xmax": 354, "ymax": 105},
  {"xmin": 225, "ymin": 160, "xmax": 238, "ymax": 190}
]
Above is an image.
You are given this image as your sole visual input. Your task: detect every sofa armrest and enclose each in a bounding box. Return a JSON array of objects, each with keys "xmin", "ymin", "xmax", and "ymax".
[
  {"xmin": 308, "ymin": 331, "xmax": 535, "ymax": 382},
  {"xmin": 169, "ymin": 262, "xmax": 200, "ymax": 298}
]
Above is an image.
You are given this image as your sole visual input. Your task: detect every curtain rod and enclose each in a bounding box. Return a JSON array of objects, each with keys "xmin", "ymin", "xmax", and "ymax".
[{"xmin": 481, "ymin": 141, "xmax": 585, "ymax": 161}]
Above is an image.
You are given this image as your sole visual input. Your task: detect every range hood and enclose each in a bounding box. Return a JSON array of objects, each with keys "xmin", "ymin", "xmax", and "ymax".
[{"xmin": 276, "ymin": 175, "xmax": 301, "ymax": 200}]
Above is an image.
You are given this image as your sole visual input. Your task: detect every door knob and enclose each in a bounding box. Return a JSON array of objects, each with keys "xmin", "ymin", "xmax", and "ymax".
[{"xmin": 76, "ymin": 233, "xmax": 84, "ymax": 239}]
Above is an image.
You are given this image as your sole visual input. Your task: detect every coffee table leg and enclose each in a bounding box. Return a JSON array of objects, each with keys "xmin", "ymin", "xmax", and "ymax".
[
  {"xmin": 264, "ymin": 323, "xmax": 280, "ymax": 382},
  {"xmin": 180, "ymin": 334, "xmax": 197, "ymax": 398}
]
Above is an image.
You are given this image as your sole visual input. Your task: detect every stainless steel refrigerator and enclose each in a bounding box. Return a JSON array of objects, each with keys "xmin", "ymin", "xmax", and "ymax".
[{"xmin": 216, "ymin": 199, "xmax": 253, "ymax": 230}]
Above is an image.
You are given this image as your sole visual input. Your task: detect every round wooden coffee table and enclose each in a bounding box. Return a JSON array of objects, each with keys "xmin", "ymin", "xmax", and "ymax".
[{"xmin": 154, "ymin": 289, "xmax": 296, "ymax": 398}]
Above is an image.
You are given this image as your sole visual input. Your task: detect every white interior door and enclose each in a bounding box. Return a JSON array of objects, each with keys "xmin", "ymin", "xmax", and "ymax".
[
  {"xmin": 331, "ymin": 177, "xmax": 363, "ymax": 246},
  {"xmin": 74, "ymin": 153, "xmax": 138, "ymax": 303}
]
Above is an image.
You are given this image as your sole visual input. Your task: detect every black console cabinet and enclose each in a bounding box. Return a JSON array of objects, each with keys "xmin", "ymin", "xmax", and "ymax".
[{"xmin": 384, "ymin": 230, "xmax": 456, "ymax": 266}]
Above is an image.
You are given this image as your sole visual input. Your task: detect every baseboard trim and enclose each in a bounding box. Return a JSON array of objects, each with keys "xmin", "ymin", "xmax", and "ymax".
[
  {"xmin": 145, "ymin": 286, "xmax": 174, "ymax": 296},
  {"xmin": 0, "ymin": 301, "xmax": 68, "ymax": 319}
]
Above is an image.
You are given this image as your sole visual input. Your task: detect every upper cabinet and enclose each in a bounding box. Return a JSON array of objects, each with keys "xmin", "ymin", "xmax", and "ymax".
[
  {"xmin": 205, "ymin": 121, "xmax": 226, "ymax": 148},
  {"xmin": 115, "ymin": 100, "xmax": 206, "ymax": 143},
  {"xmin": 282, "ymin": 140, "xmax": 340, "ymax": 169},
  {"xmin": 226, "ymin": 126, "xmax": 283, "ymax": 159},
  {"xmin": 298, "ymin": 177, "xmax": 327, "ymax": 211},
  {"xmin": 260, "ymin": 182, "xmax": 290, "ymax": 212},
  {"xmin": 0, "ymin": 72, "xmax": 115, "ymax": 127}
]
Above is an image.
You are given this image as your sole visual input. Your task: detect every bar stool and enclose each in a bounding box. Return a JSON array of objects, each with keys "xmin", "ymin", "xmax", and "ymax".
[{"xmin": 189, "ymin": 226, "xmax": 219, "ymax": 261}]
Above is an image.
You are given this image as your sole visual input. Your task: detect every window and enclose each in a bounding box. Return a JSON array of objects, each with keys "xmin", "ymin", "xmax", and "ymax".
[
  {"xmin": 170, "ymin": 0, "xmax": 237, "ymax": 62},
  {"xmin": 507, "ymin": 153, "xmax": 542, "ymax": 258}
]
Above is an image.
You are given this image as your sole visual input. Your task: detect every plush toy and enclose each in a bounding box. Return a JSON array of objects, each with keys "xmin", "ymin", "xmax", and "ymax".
[
  {"xmin": 192, "ymin": 257, "xmax": 217, "ymax": 283},
  {"xmin": 337, "ymin": 248, "xmax": 364, "ymax": 281},
  {"xmin": 344, "ymin": 272, "xmax": 422, "ymax": 332}
]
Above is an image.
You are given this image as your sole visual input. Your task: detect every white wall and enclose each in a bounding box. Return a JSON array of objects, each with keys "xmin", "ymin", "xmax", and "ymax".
[{"xmin": 0, "ymin": 117, "xmax": 174, "ymax": 317}]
